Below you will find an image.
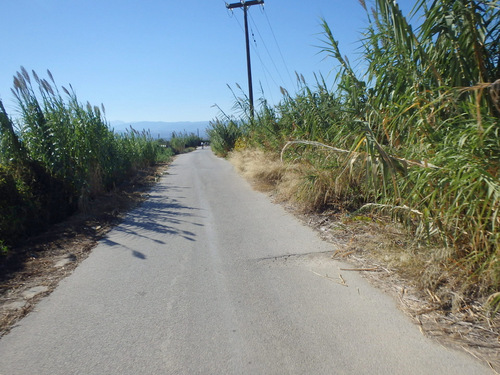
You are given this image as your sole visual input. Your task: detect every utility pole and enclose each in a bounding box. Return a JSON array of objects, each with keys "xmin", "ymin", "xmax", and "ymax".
[{"xmin": 226, "ymin": 0, "xmax": 264, "ymax": 119}]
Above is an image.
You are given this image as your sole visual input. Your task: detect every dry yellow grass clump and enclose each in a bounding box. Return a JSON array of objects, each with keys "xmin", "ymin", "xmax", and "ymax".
[
  {"xmin": 229, "ymin": 146, "xmax": 368, "ymax": 212},
  {"xmin": 228, "ymin": 147, "xmax": 325, "ymax": 210},
  {"xmin": 228, "ymin": 148, "xmax": 285, "ymax": 192}
]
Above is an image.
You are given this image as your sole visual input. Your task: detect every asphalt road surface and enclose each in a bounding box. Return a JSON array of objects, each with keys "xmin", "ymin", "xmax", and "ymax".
[{"xmin": 0, "ymin": 149, "xmax": 491, "ymax": 374}]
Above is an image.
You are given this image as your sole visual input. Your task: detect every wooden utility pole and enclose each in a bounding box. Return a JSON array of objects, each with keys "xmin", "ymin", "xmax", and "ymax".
[{"xmin": 226, "ymin": 0, "xmax": 264, "ymax": 118}]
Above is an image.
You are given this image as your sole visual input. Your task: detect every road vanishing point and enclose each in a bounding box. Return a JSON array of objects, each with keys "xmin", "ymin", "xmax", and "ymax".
[{"xmin": 0, "ymin": 149, "xmax": 491, "ymax": 374}]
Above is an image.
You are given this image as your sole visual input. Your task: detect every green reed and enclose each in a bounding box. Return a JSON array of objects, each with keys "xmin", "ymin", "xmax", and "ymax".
[{"xmin": 0, "ymin": 68, "xmax": 166, "ymax": 248}]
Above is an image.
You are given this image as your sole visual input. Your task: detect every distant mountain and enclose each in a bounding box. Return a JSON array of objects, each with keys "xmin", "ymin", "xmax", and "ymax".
[{"xmin": 109, "ymin": 121, "xmax": 209, "ymax": 139}]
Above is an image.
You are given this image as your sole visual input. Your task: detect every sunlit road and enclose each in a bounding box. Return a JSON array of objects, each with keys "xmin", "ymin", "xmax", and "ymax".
[{"xmin": 0, "ymin": 149, "xmax": 490, "ymax": 374}]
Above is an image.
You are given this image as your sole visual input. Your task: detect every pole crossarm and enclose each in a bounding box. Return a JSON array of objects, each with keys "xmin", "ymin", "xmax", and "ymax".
[{"xmin": 226, "ymin": 0, "xmax": 264, "ymax": 10}]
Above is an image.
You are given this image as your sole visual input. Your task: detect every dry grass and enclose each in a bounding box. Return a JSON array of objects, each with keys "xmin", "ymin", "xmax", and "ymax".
[
  {"xmin": 228, "ymin": 148, "xmax": 285, "ymax": 192},
  {"xmin": 230, "ymin": 147, "xmax": 367, "ymax": 212},
  {"xmin": 278, "ymin": 166, "xmax": 336, "ymax": 211},
  {"xmin": 229, "ymin": 148, "xmax": 325, "ymax": 210},
  {"xmin": 273, "ymin": 164, "xmax": 308, "ymax": 206}
]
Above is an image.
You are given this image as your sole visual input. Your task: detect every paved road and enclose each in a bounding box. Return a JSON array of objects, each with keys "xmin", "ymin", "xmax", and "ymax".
[{"xmin": 0, "ymin": 149, "xmax": 490, "ymax": 374}]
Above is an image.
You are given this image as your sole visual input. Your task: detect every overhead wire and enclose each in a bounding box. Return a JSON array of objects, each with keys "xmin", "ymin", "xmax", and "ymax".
[
  {"xmin": 262, "ymin": 7, "xmax": 295, "ymax": 89},
  {"xmin": 250, "ymin": 35, "xmax": 277, "ymax": 104},
  {"xmin": 248, "ymin": 11, "xmax": 288, "ymax": 90},
  {"xmin": 225, "ymin": 2, "xmax": 299, "ymax": 106},
  {"xmin": 247, "ymin": 13, "xmax": 277, "ymax": 103},
  {"xmin": 229, "ymin": 5, "xmax": 278, "ymax": 104}
]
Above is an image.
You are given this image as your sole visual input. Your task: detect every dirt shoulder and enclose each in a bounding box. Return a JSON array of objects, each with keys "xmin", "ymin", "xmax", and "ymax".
[{"xmin": 0, "ymin": 157, "xmax": 499, "ymax": 372}]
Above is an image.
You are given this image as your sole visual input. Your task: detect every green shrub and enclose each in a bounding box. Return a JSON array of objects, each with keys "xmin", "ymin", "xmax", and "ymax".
[{"xmin": 207, "ymin": 119, "xmax": 243, "ymax": 157}]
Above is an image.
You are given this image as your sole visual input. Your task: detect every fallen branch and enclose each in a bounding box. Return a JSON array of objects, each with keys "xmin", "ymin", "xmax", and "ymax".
[
  {"xmin": 281, "ymin": 140, "xmax": 351, "ymax": 162},
  {"xmin": 281, "ymin": 140, "xmax": 440, "ymax": 169},
  {"xmin": 310, "ymin": 270, "xmax": 348, "ymax": 287},
  {"xmin": 359, "ymin": 203, "xmax": 424, "ymax": 217},
  {"xmin": 331, "ymin": 250, "xmax": 355, "ymax": 259},
  {"xmin": 339, "ymin": 267, "xmax": 380, "ymax": 272}
]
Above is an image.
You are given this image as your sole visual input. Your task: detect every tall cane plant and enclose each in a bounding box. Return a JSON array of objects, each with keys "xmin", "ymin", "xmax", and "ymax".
[{"xmin": 0, "ymin": 68, "xmax": 166, "ymax": 248}]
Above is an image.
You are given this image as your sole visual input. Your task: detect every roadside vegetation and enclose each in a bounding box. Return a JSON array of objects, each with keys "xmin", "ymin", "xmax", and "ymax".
[
  {"xmin": 209, "ymin": 0, "xmax": 500, "ymax": 313},
  {"xmin": 0, "ymin": 68, "xmax": 200, "ymax": 256},
  {"xmin": 166, "ymin": 131, "xmax": 203, "ymax": 154}
]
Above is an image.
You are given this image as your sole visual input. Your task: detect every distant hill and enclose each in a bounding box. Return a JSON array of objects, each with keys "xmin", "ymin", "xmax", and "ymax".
[{"xmin": 109, "ymin": 121, "xmax": 209, "ymax": 140}]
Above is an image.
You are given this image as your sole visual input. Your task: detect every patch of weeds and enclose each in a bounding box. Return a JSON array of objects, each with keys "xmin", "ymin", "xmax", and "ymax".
[{"xmin": 0, "ymin": 240, "xmax": 8, "ymax": 257}]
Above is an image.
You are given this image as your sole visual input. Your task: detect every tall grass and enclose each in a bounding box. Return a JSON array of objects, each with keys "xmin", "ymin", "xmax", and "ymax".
[
  {"xmin": 210, "ymin": 0, "xmax": 500, "ymax": 301},
  {"xmin": 207, "ymin": 117, "xmax": 243, "ymax": 157},
  {"xmin": 168, "ymin": 131, "xmax": 203, "ymax": 154},
  {"xmin": 0, "ymin": 68, "xmax": 169, "ymax": 248}
]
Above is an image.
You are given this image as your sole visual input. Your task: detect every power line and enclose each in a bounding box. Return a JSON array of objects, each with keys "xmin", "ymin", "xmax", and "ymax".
[
  {"xmin": 249, "ymin": 27, "xmax": 276, "ymax": 104},
  {"xmin": 248, "ymin": 11, "xmax": 287, "ymax": 89},
  {"xmin": 231, "ymin": 7, "xmax": 277, "ymax": 104},
  {"xmin": 262, "ymin": 8, "xmax": 295, "ymax": 89},
  {"xmin": 226, "ymin": 0, "xmax": 265, "ymax": 118},
  {"xmin": 246, "ymin": 17, "xmax": 280, "ymax": 86}
]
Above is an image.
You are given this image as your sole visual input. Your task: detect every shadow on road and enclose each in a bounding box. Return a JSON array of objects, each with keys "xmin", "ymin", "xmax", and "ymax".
[{"xmin": 103, "ymin": 184, "xmax": 205, "ymax": 259}]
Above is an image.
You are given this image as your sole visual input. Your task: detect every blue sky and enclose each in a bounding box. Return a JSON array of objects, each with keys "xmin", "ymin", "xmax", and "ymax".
[{"xmin": 1, "ymin": 0, "xmax": 415, "ymax": 123}]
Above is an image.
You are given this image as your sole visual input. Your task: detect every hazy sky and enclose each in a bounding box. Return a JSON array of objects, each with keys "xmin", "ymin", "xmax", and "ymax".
[{"xmin": 1, "ymin": 0, "xmax": 415, "ymax": 122}]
